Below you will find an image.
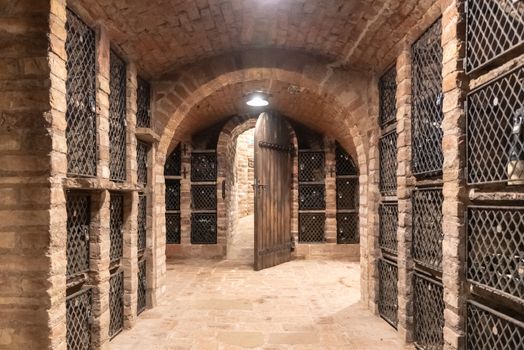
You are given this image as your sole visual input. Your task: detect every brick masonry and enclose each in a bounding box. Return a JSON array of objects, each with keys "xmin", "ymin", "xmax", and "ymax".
[{"xmin": 2, "ymin": 0, "xmax": 524, "ymax": 349}]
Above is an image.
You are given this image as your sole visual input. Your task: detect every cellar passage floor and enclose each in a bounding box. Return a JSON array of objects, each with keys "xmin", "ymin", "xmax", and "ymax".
[{"xmin": 110, "ymin": 259, "xmax": 404, "ymax": 350}]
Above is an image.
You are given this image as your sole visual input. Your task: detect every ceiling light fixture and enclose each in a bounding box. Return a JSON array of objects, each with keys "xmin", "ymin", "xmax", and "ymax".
[{"xmin": 246, "ymin": 91, "xmax": 270, "ymax": 107}]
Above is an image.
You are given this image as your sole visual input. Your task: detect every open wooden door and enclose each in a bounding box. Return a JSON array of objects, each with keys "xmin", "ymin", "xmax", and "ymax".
[{"xmin": 254, "ymin": 111, "xmax": 293, "ymax": 271}]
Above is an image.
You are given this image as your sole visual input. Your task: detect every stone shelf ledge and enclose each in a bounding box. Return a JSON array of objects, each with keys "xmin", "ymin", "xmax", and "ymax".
[
  {"xmin": 469, "ymin": 188, "xmax": 524, "ymax": 202},
  {"xmin": 62, "ymin": 177, "xmax": 141, "ymax": 192},
  {"xmin": 136, "ymin": 128, "xmax": 161, "ymax": 143}
]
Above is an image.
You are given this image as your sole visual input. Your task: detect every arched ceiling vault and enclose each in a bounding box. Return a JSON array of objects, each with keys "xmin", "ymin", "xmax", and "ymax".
[{"xmin": 69, "ymin": 0, "xmax": 440, "ymax": 78}]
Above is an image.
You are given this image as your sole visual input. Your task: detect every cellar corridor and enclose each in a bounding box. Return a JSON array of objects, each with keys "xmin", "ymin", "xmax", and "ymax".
[{"xmin": 109, "ymin": 259, "xmax": 401, "ymax": 350}]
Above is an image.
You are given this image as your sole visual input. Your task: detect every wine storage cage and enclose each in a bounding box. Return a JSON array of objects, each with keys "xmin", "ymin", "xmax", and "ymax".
[
  {"xmin": 336, "ymin": 212, "xmax": 358, "ymax": 244},
  {"xmin": 137, "ymin": 141, "xmax": 150, "ymax": 187},
  {"xmin": 165, "ymin": 180, "xmax": 181, "ymax": 211},
  {"xmin": 379, "ymin": 131, "xmax": 398, "ymax": 196},
  {"xmin": 191, "ymin": 213, "xmax": 217, "ymax": 244},
  {"xmin": 191, "ymin": 151, "xmax": 217, "ymax": 182},
  {"xmin": 109, "ymin": 271, "xmax": 124, "ymax": 338},
  {"xmin": 65, "ymin": 8, "xmax": 97, "ymax": 177},
  {"xmin": 137, "ymin": 258, "xmax": 146, "ymax": 315},
  {"xmin": 379, "ymin": 65, "xmax": 398, "ymax": 127},
  {"xmin": 66, "ymin": 288, "xmax": 92, "ymax": 350},
  {"xmin": 378, "ymin": 258, "xmax": 399, "ymax": 329},
  {"xmin": 413, "ymin": 273, "xmax": 445, "ymax": 350},
  {"xmin": 166, "ymin": 213, "xmax": 181, "ymax": 244},
  {"xmin": 66, "ymin": 192, "xmax": 91, "ymax": 278},
  {"xmin": 137, "ymin": 194, "xmax": 147, "ymax": 253},
  {"xmin": 298, "ymin": 151, "xmax": 325, "ymax": 182},
  {"xmin": 136, "ymin": 77, "xmax": 151, "ymax": 128},
  {"xmin": 109, "ymin": 193, "xmax": 124, "ymax": 263},
  {"xmin": 299, "ymin": 213, "xmax": 326, "ymax": 243},
  {"xmin": 164, "ymin": 145, "xmax": 182, "ymax": 176},
  {"xmin": 379, "ymin": 203, "xmax": 398, "ymax": 255},
  {"xmin": 108, "ymin": 50, "xmax": 127, "ymax": 182},
  {"xmin": 191, "ymin": 185, "xmax": 217, "ymax": 211}
]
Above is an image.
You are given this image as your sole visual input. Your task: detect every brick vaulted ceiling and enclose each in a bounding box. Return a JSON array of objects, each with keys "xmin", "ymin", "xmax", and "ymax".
[{"xmin": 72, "ymin": 0, "xmax": 435, "ymax": 78}]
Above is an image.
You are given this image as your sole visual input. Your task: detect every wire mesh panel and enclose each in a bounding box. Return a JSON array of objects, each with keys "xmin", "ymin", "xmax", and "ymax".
[
  {"xmin": 191, "ymin": 213, "xmax": 217, "ymax": 244},
  {"xmin": 137, "ymin": 194, "xmax": 147, "ymax": 253},
  {"xmin": 137, "ymin": 259, "xmax": 146, "ymax": 315},
  {"xmin": 109, "ymin": 271, "xmax": 124, "ymax": 338},
  {"xmin": 298, "ymin": 151, "xmax": 325, "ymax": 182},
  {"xmin": 66, "ymin": 288, "xmax": 92, "ymax": 350},
  {"xmin": 413, "ymin": 274, "xmax": 445, "ymax": 350},
  {"xmin": 413, "ymin": 188, "xmax": 444, "ymax": 271},
  {"xmin": 466, "ymin": 300, "xmax": 524, "ymax": 350},
  {"xmin": 166, "ymin": 213, "xmax": 181, "ymax": 244},
  {"xmin": 466, "ymin": 0, "xmax": 524, "ymax": 74},
  {"xmin": 109, "ymin": 50, "xmax": 127, "ymax": 182},
  {"xmin": 67, "ymin": 192, "xmax": 90, "ymax": 277},
  {"xmin": 165, "ymin": 180, "xmax": 181, "ymax": 211},
  {"xmin": 137, "ymin": 141, "xmax": 150, "ymax": 187},
  {"xmin": 299, "ymin": 184, "xmax": 326, "ymax": 210},
  {"xmin": 191, "ymin": 152, "xmax": 217, "ymax": 182},
  {"xmin": 336, "ymin": 143, "xmax": 358, "ymax": 176},
  {"xmin": 65, "ymin": 9, "xmax": 97, "ymax": 177},
  {"xmin": 467, "ymin": 66, "xmax": 524, "ymax": 185},
  {"xmin": 336, "ymin": 178, "xmax": 358, "ymax": 210},
  {"xmin": 467, "ymin": 206, "xmax": 524, "ymax": 300},
  {"xmin": 379, "ymin": 66, "xmax": 398, "ymax": 127},
  {"xmin": 337, "ymin": 212, "xmax": 359, "ymax": 244},
  {"xmin": 109, "ymin": 193, "xmax": 123, "ymax": 263},
  {"xmin": 411, "ymin": 19, "xmax": 444, "ymax": 177},
  {"xmin": 379, "ymin": 203, "xmax": 398, "ymax": 254},
  {"xmin": 164, "ymin": 145, "xmax": 181, "ymax": 176},
  {"xmin": 378, "ymin": 259, "xmax": 399, "ymax": 329},
  {"xmin": 299, "ymin": 213, "xmax": 325, "ymax": 243},
  {"xmin": 136, "ymin": 76, "xmax": 151, "ymax": 128},
  {"xmin": 379, "ymin": 131, "xmax": 398, "ymax": 196},
  {"xmin": 191, "ymin": 184, "xmax": 217, "ymax": 211}
]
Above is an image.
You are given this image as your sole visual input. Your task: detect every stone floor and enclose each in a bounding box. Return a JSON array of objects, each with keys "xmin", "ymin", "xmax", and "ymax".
[{"xmin": 110, "ymin": 258, "xmax": 403, "ymax": 349}]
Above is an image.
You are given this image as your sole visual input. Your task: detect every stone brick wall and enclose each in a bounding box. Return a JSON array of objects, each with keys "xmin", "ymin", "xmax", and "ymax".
[{"xmin": 234, "ymin": 129, "xmax": 255, "ymax": 219}]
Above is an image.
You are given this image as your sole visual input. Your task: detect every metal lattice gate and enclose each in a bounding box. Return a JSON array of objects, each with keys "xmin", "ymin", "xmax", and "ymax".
[
  {"xmin": 411, "ymin": 18, "xmax": 444, "ymax": 177},
  {"xmin": 109, "ymin": 271, "xmax": 124, "ymax": 338},
  {"xmin": 136, "ymin": 77, "xmax": 151, "ymax": 128},
  {"xmin": 109, "ymin": 50, "xmax": 127, "ymax": 182},
  {"xmin": 66, "ymin": 288, "xmax": 92, "ymax": 350},
  {"xmin": 467, "ymin": 206, "xmax": 524, "ymax": 300},
  {"xmin": 191, "ymin": 152, "xmax": 217, "ymax": 182},
  {"xmin": 191, "ymin": 213, "xmax": 217, "ymax": 244},
  {"xmin": 137, "ymin": 259, "xmax": 146, "ymax": 315},
  {"xmin": 336, "ymin": 178, "xmax": 358, "ymax": 210},
  {"xmin": 164, "ymin": 145, "xmax": 181, "ymax": 176},
  {"xmin": 299, "ymin": 213, "xmax": 326, "ymax": 243},
  {"xmin": 165, "ymin": 180, "xmax": 181, "ymax": 211},
  {"xmin": 465, "ymin": 0, "xmax": 524, "ymax": 74},
  {"xmin": 66, "ymin": 192, "xmax": 91, "ymax": 277},
  {"xmin": 466, "ymin": 301, "xmax": 524, "ymax": 350},
  {"xmin": 137, "ymin": 194, "xmax": 147, "ymax": 253},
  {"xmin": 412, "ymin": 188, "xmax": 444, "ymax": 271},
  {"xmin": 336, "ymin": 143, "xmax": 359, "ymax": 244},
  {"xmin": 65, "ymin": 9, "xmax": 97, "ymax": 177},
  {"xmin": 109, "ymin": 193, "xmax": 124, "ymax": 263},
  {"xmin": 191, "ymin": 185, "xmax": 217, "ymax": 211},
  {"xmin": 336, "ymin": 212, "xmax": 358, "ymax": 244},
  {"xmin": 379, "ymin": 65, "xmax": 398, "ymax": 127},
  {"xmin": 137, "ymin": 141, "xmax": 150, "ymax": 187},
  {"xmin": 299, "ymin": 184, "xmax": 326, "ymax": 210},
  {"xmin": 378, "ymin": 259, "xmax": 399, "ymax": 329},
  {"xmin": 413, "ymin": 273, "xmax": 445, "ymax": 350},
  {"xmin": 379, "ymin": 131, "xmax": 398, "ymax": 196},
  {"xmin": 466, "ymin": 66, "xmax": 524, "ymax": 185},
  {"xmin": 379, "ymin": 203, "xmax": 398, "ymax": 255},
  {"xmin": 298, "ymin": 151, "xmax": 325, "ymax": 182},
  {"xmin": 166, "ymin": 213, "xmax": 181, "ymax": 244},
  {"xmin": 336, "ymin": 143, "xmax": 358, "ymax": 176}
]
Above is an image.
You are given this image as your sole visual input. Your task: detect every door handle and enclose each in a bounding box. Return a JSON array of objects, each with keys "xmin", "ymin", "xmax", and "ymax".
[{"xmin": 252, "ymin": 179, "xmax": 267, "ymax": 194}]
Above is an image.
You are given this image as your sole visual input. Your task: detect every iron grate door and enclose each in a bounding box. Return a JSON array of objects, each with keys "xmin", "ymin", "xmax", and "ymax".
[
  {"xmin": 164, "ymin": 145, "xmax": 181, "ymax": 176},
  {"xmin": 109, "ymin": 193, "xmax": 124, "ymax": 263},
  {"xmin": 466, "ymin": 0, "xmax": 524, "ymax": 74},
  {"xmin": 137, "ymin": 194, "xmax": 147, "ymax": 253},
  {"xmin": 336, "ymin": 143, "xmax": 358, "ymax": 176},
  {"xmin": 66, "ymin": 288, "xmax": 92, "ymax": 350},
  {"xmin": 413, "ymin": 273, "xmax": 445, "ymax": 350},
  {"xmin": 299, "ymin": 184, "xmax": 326, "ymax": 210},
  {"xmin": 165, "ymin": 180, "xmax": 181, "ymax": 211},
  {"xmin": 191, "ymin": 184, "xmax": 217, "ymax": 211},
  {"xmin": 336, "ymin": 212, "xmax": 359, "ymax": 244},
  {"xmin": 298, "ymin": 151, "xmax": 325, "ymax": 182},
  {"xmin": 378, "ymin": 259, "xmax": 399, "ymax": 329},
  {"xmin": 109, "ymin": 271, "xmax": 124, "ymax": 338},
  {"xmin": 412, "ymin": 188, "xmax": 444, "ymax": 271},
  {"xmin": 466, "ymin": 300, "xmax": 524, "ymax": 350},
  {"xmin": 336, "ymin": 178, "xmax": 358, "ymax": 210},
  {"xmin": 66, "ymin": 192, "xmax": 90, "ymax": 278},
  {"xmin": 137, "ymin": 259, "xmax": 146, "ymax": 315},
  {"xmin": 379, "ymin": 131, "xmax": 398, "ymax": 196},
  {"xmin": 299, "ymin": 213, "xmax": 325, "ymax": 243},
  {"xmin": 379, "ymin": 203, "xmax": 398, "ymax": 255},
  {"xmin": 379, "ymin": 66, "xmax": 398, "ymax": 127},
  {"xmin": 136, "ymin": 77, "xmax": 151, "ymax": 128},
  {"xmin": 136, "ymin": 141, "xmax": 150, "ymax": 187},
  {"xmin": 466, "ymin": 66, "xmax": 524, "ymax": 185},
  {"xmin": 191, "ymin": 152, "xmax": 217, "ymax": 182},
  {"xmin": 65, "ymin": 9, "xmax": 97, "ymax": 177},
  {"xmin": 411, "ymin": 18, "xmax": 444, "ymax": 177},
  {"xmin": 191, "ymin": 213, "xmax": 217, "ymax": 244},
  {"xmin": 166, "ymin": 213, "xmax": 181, "ymax": 244},
  {"xmin": 109, "ymin": 50, "xmax": 127, "ymax": 182},
  {"xmin": 467, "ymin": 206, "xmax": 524, "ymax": 300}
]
